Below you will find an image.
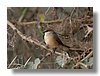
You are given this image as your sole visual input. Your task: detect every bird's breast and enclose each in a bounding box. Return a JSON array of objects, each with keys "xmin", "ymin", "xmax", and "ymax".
[{"xmin": 44, "ymin": 33, "xmax": 59, "ymax": 48}]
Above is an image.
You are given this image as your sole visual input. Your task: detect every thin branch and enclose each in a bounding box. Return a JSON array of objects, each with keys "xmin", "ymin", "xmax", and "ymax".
[
  {"xmin": 69, "ymin": 7, "xmax": 76, "ymax": 27},
  {"xmin": 17, "ymin": 16, "xmax": 92, "ymax": 26},
  {"xmin": 40, "ymin": 51, "xmax": 62, "ymax": 62},
  {"xmin": 16, "ymin": 15, "xmax": 92, "ymax": 26},
  {"xmin": 80, "ymin": 51, "xmax": 93, "ymax": 62},
  {"xmin": 79, "ymin": 62, "xmax": 88, "ymax": 69},
  {"xmin": 69, "ymin": 48, "xmax": 85, "ymax": 51},
  {"xmin": 69, "ymin": 8, "xmax": 76, "ymax": 43},
  {"xmin": 45, "ymin": 7, "xmax": 51, "ymax": 15},
  {"xmin": 8, "ymin": 56, "xmax": 17, "ymax": 68},
  {"xmin": 40, "ymin": 52, "xmax": 51, "ymax": 62},
  {"xmin": 70, "ymin": 7, "xmax": 76, "ymax": 18},
  {"xmin": 73, "ymin": 51, "xmax": 93, "ymax": 68},
  {"xmin": 18, "ymin": 19, "xmax": 63, "ymax": 25},
  {"xmin": 23, "ymin": 56, "xmax": 32, "ymax": 68}
]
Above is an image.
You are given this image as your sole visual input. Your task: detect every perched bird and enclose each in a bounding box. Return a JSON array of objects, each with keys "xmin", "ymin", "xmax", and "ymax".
[{"xmin": 43, "ymin": 29, "xmax": 70, "ymax": 49}]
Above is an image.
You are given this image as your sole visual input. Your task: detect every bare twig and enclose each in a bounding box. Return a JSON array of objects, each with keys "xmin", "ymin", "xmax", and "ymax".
[
  {"xmin": 8, "ymin": 56, "xmax": 17, "ymax": 68},
  {"xmin": 69, "ymin": 48, "xmax": 85, "ymax": 51},
  {"xmin": 40, "ymin": 52, "xmax": 51, "ymax": 62},
  {"xmin": 69, "ymin": 7, "xmax": 76, "ymax": 26},
  {"xmin": 79, "ymin": 62, "xmax": 88, "ymax": 69},
  {"xmin": 85, "ymin": 25, "xmax": 93, "ymax": 38},
  {"xmin": 73, "ymin": 51, "xmax": 93, "ymax": 68},
  {"xmin": 45, "ymin": 7, "xmax": 51, "ymax": 15},
  {"xmin": 70, "ymin": 8, "xmax": 76, "ymax": 18},
  {"xmin": 18, "ymin": 19, "xmax": 63, "ymax": 25},
  {"xmin": 69, "ymin": 8, "xmax": 76, "ymax": 43},
  {"xmin": 17, "ymin": 16, "xmax": 92, "ymax": 26},
  {"xmin": 80, "ymin": 51, "xmax": 93, "ymax": 62},
  {"xmin": 23, "ymin": 56, "xmax": 32, "ymax": 68},
  {"xmin": 40, "ymin": 51, "xmax": 62, "ymax": 62}
]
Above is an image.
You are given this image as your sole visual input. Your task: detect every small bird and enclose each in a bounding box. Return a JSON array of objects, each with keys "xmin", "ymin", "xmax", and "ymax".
[{"xmin": 43, "ymin": 29, "xmax": 70, "ymax": 49}]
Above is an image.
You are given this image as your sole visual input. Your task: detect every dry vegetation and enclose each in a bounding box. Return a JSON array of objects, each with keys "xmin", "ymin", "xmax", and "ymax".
[{"xmin": 7, "ymin": 7, "xmax": 93, "ymax": 69}]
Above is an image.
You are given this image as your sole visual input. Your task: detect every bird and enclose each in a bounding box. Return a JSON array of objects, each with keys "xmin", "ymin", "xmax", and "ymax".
[{"xmin": 43, "ymin": 29, "xmax": 70, "ymax": 49}]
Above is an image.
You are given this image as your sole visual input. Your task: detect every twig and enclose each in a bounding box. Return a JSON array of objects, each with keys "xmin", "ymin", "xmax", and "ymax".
[
  {"xmin": 17, "ymin": 16, "xmax": 92, "ymax": 26},
  {"xmin": 40, "ymin": 52, "xmax": 51, "ymax": 62},
  {"xmin": 69, "ymin": 8, "xmax": 76, "ymax": 43},
  {"xmin": 84, "ymin": 25, "xmax": 93, "ymax": 38},
  {"xmin": 70, "ymin": 7, "xmax": 76, "ymax": 18},
  {"xmin": 73, "ymin": 51, "xmax": 93, "ymax": 68},
  {"xmin": 79, "ymin": 62, "xmax": 88, "ymax": 69},
  {"xmin": 69, "ymin": 7, "xmax": 76, "ymax": 26},
  {"xmin": 80, "ymin": 51, "xmax": 93, "ymax": 62},
  {"xmin": 23, "ymin": 56, "xmax": 32, "ymax": 68},
  {"xmin": 18, "ymin": 19, "xmax": 63, "ymax": 25},
  {"xmin": 69, "ymin": 48, "xmax": 85, "ymax": 51},
  {"xmin": 40, "ymin": 51, "xmax": 62, "ymax": 62},
  {"xmin": 45, "ymin": 7, "xmax": 51, "ymax": 15},
  {"xmin": 8, "ymin": 56, "xmax": 17, "ymax": 68}
]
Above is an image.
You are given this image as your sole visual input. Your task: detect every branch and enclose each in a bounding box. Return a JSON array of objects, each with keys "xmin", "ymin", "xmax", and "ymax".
[
  {"xmin": 7, "ymin": 20, "xmax": 62, "ymax": 55},
  {"xmin": 23, "ymin": 56, "xmax": 32, "ymax": 68},
  {"xmin": 16, "ymin": 15, "xmax": 92, "ymax": 26},
  {"xmin": 18, "ymin": 19, "xmax": 63, "ymax": 25},
  {"xmin": 79, "ymin": 62, "xmax": 88, "ymax": 69},
  {"xmin": 73, "ymin": 51, "xmax": 93, "ymax": 68},
  {"xmin": 8, "ymin": 56, "xmax": 17, "ymax": 68},
  {"xmin": 80, "ymin": 51, "xmax": 93, "ymax": 62},
  {"xmin": 69, "ymin": 7, "xmax": 76, "ymax": 26},
  {"xmin": 45, "ymin": 7, "xmax": 51, "ymax": 15}
]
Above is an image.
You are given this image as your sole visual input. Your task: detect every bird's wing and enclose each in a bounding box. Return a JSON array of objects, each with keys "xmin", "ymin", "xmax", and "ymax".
[
  {"xmin": 53, "ymin": 31, "xmax": 70, "ymax": 48},
  {"xmin": 53, "ymin": 32, "xmax": 64, "ymax": 45}
]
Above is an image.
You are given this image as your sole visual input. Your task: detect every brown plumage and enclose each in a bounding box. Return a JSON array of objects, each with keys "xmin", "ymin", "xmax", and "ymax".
[{"xmin": 44, "ymin": 29, "xmax": 70, "ymax": 49}]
